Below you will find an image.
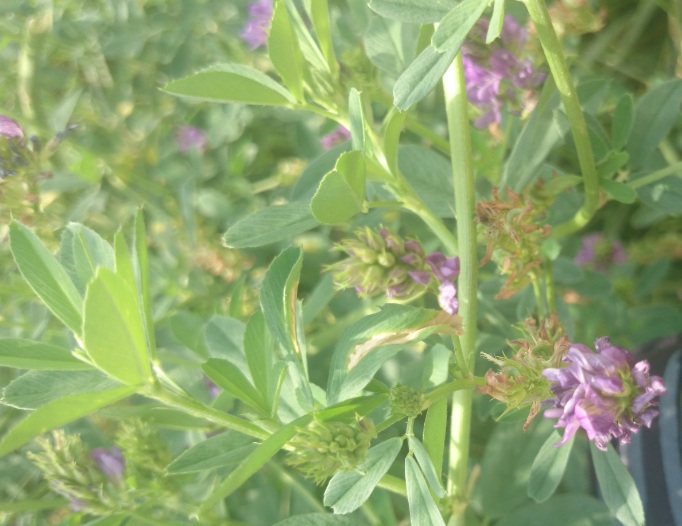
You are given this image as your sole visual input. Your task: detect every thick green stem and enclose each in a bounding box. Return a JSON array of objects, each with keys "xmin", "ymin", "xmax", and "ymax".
[
  {"xmin": 524, "ymin": 0, "xmax": 599, "ymax": 237},
  {"xmin": 443, "ymin": 52, "xmax": 478, "ymax": 525}
]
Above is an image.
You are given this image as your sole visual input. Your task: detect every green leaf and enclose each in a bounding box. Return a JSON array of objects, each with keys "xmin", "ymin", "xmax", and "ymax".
[
  {"xmin": 528, "ymin": 430, "xmax": 575, "ymax": 502},
  {"xmin": 83, "ymin": 267, "xmax": 152, "ymax": 385},
  {"xmin": 199, "ymin": 414, "xmax": 310, "ymax": 515},
  {"xmin": 365, "ymin": 15, "xmax": 417, "ymax": 78},
  {"xmin": 408, "ymin": 437, "xmax": 446, "ymax": 498},
  {"xmin": 422, "ymin": 397, "xmax": 447, "ymax": 480},
  {"xmin": 473, "ymin": 420, "xmax": 554, "ymax": 518},
  {"xmin": 59, "ymin": 223, "xmax": 115, "ymax": 295},
  {"xmin": 635, "ymin": 174, "xmax": 682, "ymax": 215},
  {"xmin": 494, "ymin": 494, "xmax": 614, "ymax": 526},
  {"xmin": 327, "ymin": 304, "xmax": 462, "ymax": 403},
  {"xmin": 399, "ymin": 145, "xmax": 454, "ymax": 217},
  {"xmin": 167, "ymin": 430, "xmax": 256, "ymax": 474},
  {"xmin": 134, "ymin": 209, "xmax": 156, "ymax": 355},
  {"xmin": 383, "ymin": 109, "xmax": 407, "ymax": 177},
  {"xmin": 310, "ymin": 150, "xmax": 366, "ymax": 224},
  {"xmin": 486, "ymin": 0, "xmax": 506, "ymax": 43},
  {"xmin": 283, "ymin": 0, "xmax": 330, "ymax": 74},
  {"xmin": 2, "ymin": 370, "xmax": 118, "ymax": 410},
  {"xmin": 274, "ymin": 513, "xmax": 368, "ymax": 526},
  {"xmin": 163, "ymin": 64, "xmax": 296, "ymax": 106},
  {"xmin": 627, "ymin": 79, "xmax": 682, "ymax": 169},
  {"xmin": 611, "ymin": 94, "xmax": 634, "ymax": 151},
  {"xmin": 0, "ymin": 385, "xmax": 135, "ymax": 457},
  {"xmin": 114, "ymin": 230, "xmax": 136, "ymax": 289},
  {"xmin": 393, "ymin": 44, "xmax": 458, "ymax": 110},
  {"xmin": 600, "ymin": 179, "xmax": 637, "ymax": 204},
  {"xmin": 202, "ymin": 358, "xmax": 267, "ymax": 414},
  {"xmin": 324, "ymin": 437, "xmax": 403, "ymax": 513},
  {"xmin": 291, "ymin": 143, "xmax": 351, "ymax": 200},
  {"xmin": 269, "ymin": 0, "xmax": 305, "ymax": 102},
  {"xmin": 223, "ymin": 202, "xmax": 319, "ymax": 248},
  {"xmin": 0, "ymin": 339, "xmax": 90, "ymax": 371},
  {"xmin": 244, "ymin": 311, "xmax": 277, "ymax": 411},
  {"xmin": 9, "ymin": 221, "xmax": 83, "ymax": 335},
  {"xmin": 501, "ymin": 80, "xmax": 569, "ymax": 190},
  {"xmin": 590, "ymin": 442, "xmax": 645, "ymax": 526},
  {"xmin": 368, "ymin": 0, "xmax": 455, "ymax": 23},
  {"xmin": 431, "ymin": 0, "xmax": 491, "ymax": 53},
  {"xmin": 260, "ymin": 246, "xmax": 304, "ymax": 359},
  {"xmin": 544, "ymin": 174, "xmax": 582, "ymax": 195},
  {"xmin": 309, "ymin": 0, "xmax": 339, "ymax": 78},
  {"xmin": 348, "ymin": 88, "xmax": 365, "ymax": 151},
  {"xmin": 405, "ymin": 456, "xmax": 446, "ymax": 526}
]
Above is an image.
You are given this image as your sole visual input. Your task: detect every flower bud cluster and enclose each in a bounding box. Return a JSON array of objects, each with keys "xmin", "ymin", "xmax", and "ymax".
[
  {"xmin": 388, "ymin": 384, "xmax": 426, "ymax": 419},
  {"xmin": 327, "ymin": 226, "xmax": 430, "ymax": 301},
  {"xmin": 543, "ymin": 337, "xmax": 666, "ymax": 450},
  {"xmin": 286, "ymin": 418, "xmax": 375, "ymax": 484},
  {"xmin": 476, "ymin": 187, "xmax": 551, "ymax": 299},
  {"xmin": 478, "ymin": 314, "xmax": 569, "ymax": 429},
  {"xmin": 28, "ymin": 430, "xmax": 128, "ymax": 514}
]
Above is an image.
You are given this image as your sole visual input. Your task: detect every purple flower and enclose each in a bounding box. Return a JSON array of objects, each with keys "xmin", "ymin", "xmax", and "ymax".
[
  {"xmin": 91, "ymin": 446, "xmax": 125, "ymax": 480},
  {"xmin": 543, "ymin": 337, "xmax": 666, "ymax": 450},
  {"xmin": 0, "ymin": 115, "xmax": 23, "ymax": 138},
  {"xmin": 175, "ymin": 125, "xmax": 207, "ymax": 154},
  {"xmin": 240, "ymin": 0, "xmax": 273, "ymax": 50},
  {"xmin": 204, "ymin": 375, "xmax": 222, "ymax": 399},
  {"xmin": 321, "ymin": 125, "xmax": 351, "ymax": 149},
  {"xmin": 462, "ymin": 15, "xmax": 544, "ymax": 128},
  {"xmin": 425, "ymin": 252, "xmax": 460, "ymax": 282},
  {"xmin": 575, "ymin": 233, "xmax": 627, "ymax": 271},
  {"xmin": 438, "ymin": 281, "xmax": 459, "ymax": 315}
]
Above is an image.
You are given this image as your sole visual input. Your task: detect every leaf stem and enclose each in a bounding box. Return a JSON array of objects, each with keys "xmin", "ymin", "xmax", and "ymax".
[
  {"xmin": 443, "ymin": 51, "xmax": 478, "ymax": 525},
  {"xmin": 524, "ymin": 0, "xmax": 599, "ymax": 237},
  {"xmin": 628, "ymin": 161, "xmax": 682, "ymax": 189}
]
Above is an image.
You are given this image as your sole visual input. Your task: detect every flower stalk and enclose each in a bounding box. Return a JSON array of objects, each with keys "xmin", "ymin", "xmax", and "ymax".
[
  {"xmin": 523, "ymin": 0, "xmax": 599, "ymax": 236},
  {"xmin": 443, "ymin": 51, "xmax": 478, "ymax": 525}
]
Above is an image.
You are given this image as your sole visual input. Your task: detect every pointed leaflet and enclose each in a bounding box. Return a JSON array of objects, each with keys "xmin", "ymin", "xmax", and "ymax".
[
  {"xmin": 310, "ymin": 150, "xmax": 366, "ymax": 224},
  {"xmin": 134, "ymin": 209, "xmax": 156, "ymax": 356},
  {"xmin": 327, "ymin": 304, "xmax": 461, "ymax": 403},
  {"xmin": 324, "ymin": 437, "xmax": 403, "ymax": 514},
  {"xmin": 348, "ymin": 88, "xmax": 365, "ymax": 152},
  {"xmin": 260, "ymin": 246, "xmax": 304, "ymax": 359},
  {"xmin": 163, "ymin": 64, "xmax": 296, "ymax": 106},
  {"xmin": 0, "ymin": 339, "xmax": 90, "ymax": 371},
  {"xmin": 167, "ymin": 431, "xmax": 256, "ymax": 474},
  {"xmin": 9, "ymin": 221, "xmax": 83, "ymax": 335},
  {"xmin": 486, "ymin": 0, "xmax": 506, "ymax": 43},
  {"xmin": 407, "ymin": 436, "xmax": 446, "ymax": 498},
  {"xmin": 393, "ymin": 44, "xmax": 459, "ymax": 110},
  {"xmin": 269, "ymin": 0, "xmax": 305, "ymax": 102},
  {"xmin": 611, "ymin": 94, "xmax": 634, "ymax": 151},
  {"xmin": 244, "ymin": 311, "xmax": 278, "ymax": 412},
  {"xmin": 59, "ymin": 223, "xmax": 115, "ymax": 295},
  {"xmin": 368, "ymin": 0, "xmax": 455, "ymax": 23},
  {"xmin": 383, "ymin": 109, "xmax": 407, "ymax": 176},
  {"xmin": 405, "ymin": 456, "xmax": 446, "ymax": 526},
  {"xmin": 431, "ymin": 0, "xmax": 491, "ymax": 53},
  {"xmin": 590, "ymin": 442, "xmax": 645, "ymax": 526},
  {"xmin": 0, "ymin": 385, "xmax": 135, "ymax": 457},
  {"xmin": 83, "ymin": 267, "xmax": 152, "ymax": 385},
  {"xmin": 528, "ymin": 430, "xmax": 575, "ymax": 502},
  {"xmin": 202, "ymin": 358, "xmax": 268, "ymax": 415},
  {"xmin": 224, "ymin": 202, "xmax": 319, "ymax": 248},
  {"xmin": 308, "ymin": 0, "xmax": 339, "ymax": 78}
]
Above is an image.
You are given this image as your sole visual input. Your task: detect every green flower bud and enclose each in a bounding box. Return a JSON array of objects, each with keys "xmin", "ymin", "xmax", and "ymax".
[{"xmin": 388, "ymin": 384, "xmax": 426, "ymax": 418}]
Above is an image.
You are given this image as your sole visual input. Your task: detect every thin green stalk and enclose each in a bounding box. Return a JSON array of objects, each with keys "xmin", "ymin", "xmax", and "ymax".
[
  {"xmin": 628, "ymin": 161, "xmax": 682, "ymax": 189},
  {"xmin": 524, "ymin": 0, "xmax": 599, "ymax": 237},
  {"xmin": 443, "ymin": 52, "xmax": 478, "ymax": 526},
  {"xmin": 544, "ymin": 260, "xmax": 557, "ymax": 313}
]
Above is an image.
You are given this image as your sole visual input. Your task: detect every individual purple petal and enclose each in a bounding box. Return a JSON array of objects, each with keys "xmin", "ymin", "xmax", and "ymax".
[
  {"xmin": 321, "ymin": 125, "xmax": 351, "ymax": 149},
  {"xmin": 424, "ymin": 252, "xmax": 460, "ymax": 282},
  {"xmin": 500, "ymin": 15, "xmax": 527, "ymax": 48},
  {"xmin": 408, "ymin": 269, "xmax": 431, "ymax": 285},
  {"xmin": 91, "ymin": 446, "xmax": 125, "ymax": 480},
  {"xmin": 0, "ymin": 115, "xmax": 23, "ymax": 138},
  {"xmin": 438, "ymin": 282, "xmax": 459, "ymax": 315}
]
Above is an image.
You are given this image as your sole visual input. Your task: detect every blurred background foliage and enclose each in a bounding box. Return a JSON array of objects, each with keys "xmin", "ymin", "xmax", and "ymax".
[{"xmin": 0, "ymin": 0, "xmax": 680, "ymax": 524}]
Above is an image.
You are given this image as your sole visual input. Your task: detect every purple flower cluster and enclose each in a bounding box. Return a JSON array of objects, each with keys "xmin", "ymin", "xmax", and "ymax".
[
  {"xmin": 0, "ymin": 115, "xmax": 24, "ymax": 138},
  {"xmin": 321, "ymin": 125, "xmax": 351, "ymax": 149},
  {"xmin": 463, "ymin": 16, "xmax": 545, "ymax": 127},
  {"xmin": 543, "ymin": 337, "xmax": 666, "ymax": 450},
  {"xmin": 424, "ymin": 252, "xmax": 460, "ymax": 315},
  {"xmin": 175, "ymin": 125, "xmax": 207, "ymax": 154},
  {"xmin": 240, "ymin": 0, "xmax": 273, "ymax": 50},
  {"xmin": 575, "ymin": 233, "xmax": 627, "ymax": 271}
]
